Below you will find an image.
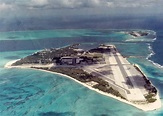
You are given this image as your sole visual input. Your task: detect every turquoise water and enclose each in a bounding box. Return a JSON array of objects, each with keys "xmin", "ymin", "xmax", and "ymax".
[{"xmin": 0, "ymin": 29, "xmax": 163, "ymax": 116}]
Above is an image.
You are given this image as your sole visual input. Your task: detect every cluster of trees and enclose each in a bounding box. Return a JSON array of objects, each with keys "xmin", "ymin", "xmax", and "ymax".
[
  {"xmin": 12, "ymin": 44, "xmax": 106, "ymax": 66},
  {"xmin": 129, "ymin": 31, "xmax": 148, "ymax": 37},
  {"xmin": 93, "ymin": 84, "xmax": 123, "ymax": 98},
  {"xmin": 134, "ymin": 65, "xmax": 157, "ymax": 96},
  {"xmin": 48, "ymin": 67, "xmax": 94, "ymax": 82},
  {"xmin": 50, "ymin": 45, "xmax": 78, "ymax": 58},
  {"xmin": 12, "ymin": 44, "xmax": 79, "ymax": 66},
  {"xmin": 89, "ymin": 47, "xmax": 111, "ymax": 53},
  {"xmin": 145, "ymin": 93, "xmax": 156, "ymax": 103}
]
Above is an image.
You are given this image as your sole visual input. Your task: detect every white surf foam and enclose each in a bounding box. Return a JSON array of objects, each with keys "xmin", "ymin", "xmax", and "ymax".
[{"xmin": 146, "ymin": 40, "xmax": 163, "ymax": 68}]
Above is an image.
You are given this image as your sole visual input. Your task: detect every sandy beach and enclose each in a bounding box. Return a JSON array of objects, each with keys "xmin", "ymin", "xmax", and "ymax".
[
  {"xmin": 4, "ymin": 59, "xmax": 55, "ymax": 68},
  {"xmin": 4, "ymin": 60, "xmax": 162, "ymax": 111}
]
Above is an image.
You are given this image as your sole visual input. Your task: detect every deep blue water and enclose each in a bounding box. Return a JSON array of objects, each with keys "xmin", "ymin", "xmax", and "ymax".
[
  {"xmin": 0, "ymin": 29, "xmax": 163, "ymax": 116},
  {"xmin": 150, "ymin": 30, "xmax": 163, "ymax": 66}
]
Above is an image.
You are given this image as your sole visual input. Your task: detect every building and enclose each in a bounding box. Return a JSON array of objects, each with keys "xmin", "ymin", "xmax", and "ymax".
[{"xmin": 60, "ymin": 57, "xmax": 83, "ymax": 65}]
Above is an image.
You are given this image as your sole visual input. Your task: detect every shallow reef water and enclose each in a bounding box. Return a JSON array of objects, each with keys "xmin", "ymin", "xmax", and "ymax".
[{"xmin": 0, "ymin": 29, "xmax": 163, "ymax": 116}]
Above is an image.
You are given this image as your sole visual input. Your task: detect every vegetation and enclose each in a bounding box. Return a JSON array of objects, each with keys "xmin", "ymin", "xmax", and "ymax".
[
  {"xmin": 33, "ymin": 66, "xmax": 124, "ymax": 99},
  {"xmin": 93, "ymin": 83, "xmax": 109, "ymax": 92},
  {"xmin": 93, "ymin": 84, "xmax": 124, "ymax": 98},
  {"xmin": 12, "ymin": 44, "xmax": 105, "ymax": 66},
  {"xmin": 129, "ymin": 31, "xmax": 149, "ymax": 37},
  {"xmin": 13, "ymin": 44, "xmax": 124, "ymax": 99},
  {"xmin": 145, "ymin": 93, "xmax": 157, "ymax": 103},
  {"xmin": 12, "ymin": 44, "xmax": 79, "ymax": 66},
  {"xmin": 46, "ymin": 67, "xmax": 109, "ymax": 84},
  {"xmin": 146, "ymin": 98, "xmax": 157, "ymax": 103},
  {"xmin": 89, "ymin": 47, "xmax": 111, "ymax": 53},
  {"xmin": 48, "ymin": 67, "xmax": 93, "ymax": 82}
]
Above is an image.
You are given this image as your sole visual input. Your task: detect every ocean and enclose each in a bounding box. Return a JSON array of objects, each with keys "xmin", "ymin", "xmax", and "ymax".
[{"xmin": 0, "ymin": 29, "xmax": 163, "ymax": 116}]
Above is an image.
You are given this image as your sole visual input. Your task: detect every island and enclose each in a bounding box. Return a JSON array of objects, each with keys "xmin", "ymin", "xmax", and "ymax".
[
  {"xmin": 127, "ymin": 31, "xmax": 149, "ymax": 37},
  {"xmin": 5, "ymin": 44, "xmax": 161, "ymax": 111}
]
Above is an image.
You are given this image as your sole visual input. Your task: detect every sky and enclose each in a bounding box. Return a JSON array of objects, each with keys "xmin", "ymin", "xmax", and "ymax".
[
  {"xmin": 0, "ymin": 0, "xmax": 163, "ymax": 30},
  {"xmin": 0, "ymin": 0, "xmax": 163, "ymax": 17},
  {"xmin": 1, "ymin": 0, "xmax": 160, "ymax": 9}
]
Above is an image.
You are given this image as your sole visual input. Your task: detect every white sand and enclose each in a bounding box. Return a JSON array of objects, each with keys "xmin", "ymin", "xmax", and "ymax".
[
  {"xmin": 4, "ymin": 59, "xmax": 20, "ymax": 68},
  {"xmin": 4, "ymin": 60, "xmax": 162, "ymax": 111},
  {"xmin": 5, "ymin": 59, "xmax": 54, "ymax": 68}
]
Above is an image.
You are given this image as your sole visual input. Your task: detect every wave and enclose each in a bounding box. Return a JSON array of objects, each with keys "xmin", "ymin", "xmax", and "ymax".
[
  {"xmin": 153, "ymin": 38, "xmax": 156, "ymax": 41},
  {"xmin": 146, "ymin": 41, "xmax": 163, "ymax": 68},
  {"xmin": 0, "ymin": 80, "xmax": 9, "ymax": 85},
  {"xmin": 146, "ymin": 43, "xmax": 155, "ymax": 59},
  {"xmin": 125, "ymin": 39, "xmax": 154, "ymax": 42},
  {"xmin": 148, "ymin": 60, "xmax": 163, "ymax": 68},
  {"xmin": 125, "ymin": 30, "xmax": 157, "ymax": 42}
]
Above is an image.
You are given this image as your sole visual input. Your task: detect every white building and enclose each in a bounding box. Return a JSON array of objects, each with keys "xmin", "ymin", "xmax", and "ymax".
[{"xmin": 60, "ymin": 57, "xmax": 83, "ymax": 65}]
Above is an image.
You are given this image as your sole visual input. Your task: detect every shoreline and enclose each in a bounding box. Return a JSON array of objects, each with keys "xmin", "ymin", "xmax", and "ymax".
[{"xmin": 4, "ymin": 60, "xmax": 162, "ymax": 111}]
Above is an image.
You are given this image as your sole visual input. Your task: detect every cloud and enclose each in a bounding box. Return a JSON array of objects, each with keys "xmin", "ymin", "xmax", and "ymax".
[
  {"xmin": 0, "ymin": 3, "xmax": 13, "ymax": 10},
  {"xmin": 106, "ymin": 0, "xmax": 159, "ymax": 8},
  {"xmin": 0, "ymin": 0, "xmax": 162, "ymax": 10},
  {"xmin": 50, "ymin": 0, "xmax": 84, "ymax": 8},
  {"xmin": 31, "ymin": 0, "xmax": 48, "ymax": 6},
  {"xmin": 32, "ymin": 0, "xmax": 102, "ymax": 9}
]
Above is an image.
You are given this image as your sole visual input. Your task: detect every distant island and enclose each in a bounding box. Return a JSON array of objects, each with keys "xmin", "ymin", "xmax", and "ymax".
[
  {"xmin": 5, "ymin": 44, "xmax": 161, "ymax": 111},
  {"xmin": 127, "ymin": 31, "xmax": 149, "ymax": 37}
]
